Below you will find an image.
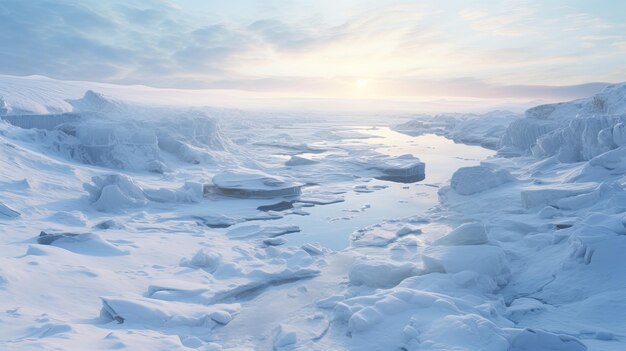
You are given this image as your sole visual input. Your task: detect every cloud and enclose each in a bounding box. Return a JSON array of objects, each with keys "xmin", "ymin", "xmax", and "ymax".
[{"xmin": 0, "ymin": 0, "xmax": 624, "ymax": 102}]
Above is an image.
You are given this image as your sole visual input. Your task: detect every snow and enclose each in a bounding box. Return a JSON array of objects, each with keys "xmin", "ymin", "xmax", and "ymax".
[{"xmin": 3, "ymin": 74, "xmax": 626, "ymax": 350}]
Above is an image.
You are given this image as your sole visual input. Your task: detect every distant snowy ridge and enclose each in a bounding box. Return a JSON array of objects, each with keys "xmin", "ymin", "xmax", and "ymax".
[{"xmin": 395, "ymin": 110, "xmax": 520, "ymax": 149}]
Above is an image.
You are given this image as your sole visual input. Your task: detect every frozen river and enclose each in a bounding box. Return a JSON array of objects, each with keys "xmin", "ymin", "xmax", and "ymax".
[{"xmin": 250, "ymin": 126, "xmax": 495, "ymax": 250}]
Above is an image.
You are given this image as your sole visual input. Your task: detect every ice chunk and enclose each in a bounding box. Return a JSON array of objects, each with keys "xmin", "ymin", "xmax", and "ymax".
[
  {"xmin": 211, "ymin": 170, "xmax": 302, "ymax": 198},
  {"xmin": 370, "ymin": 154, "xmax": 426, "ymax": 183},
  {"xmin": 450, "ymin": 166, "xmax": 514, "ymax": 195},
  {"xmin": 349, "ymin": 261, "xmax": 419, "ymax": 288},
  {"xmin": 433, "ymin": 222, "xmax": 488, "ymax": 246},
  {"xmin": 84, "ymin": 174, "xmax": 148, "ymax": 211},
  {"xmin": 422, "ymin": 245, "xmax": 509, "ymax": 285},
  {"xmin": 0, "ymin": 202, "xmax": 20, "ymax": 218},
  {"xmin": 297, "ymin": 194, "xmax": 344, "ymax": 205}
]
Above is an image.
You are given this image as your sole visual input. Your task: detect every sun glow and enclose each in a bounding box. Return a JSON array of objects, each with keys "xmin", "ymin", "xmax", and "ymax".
[{"xmin": 355, "ymin": 78, "xmax": 369, "ymax": 89}]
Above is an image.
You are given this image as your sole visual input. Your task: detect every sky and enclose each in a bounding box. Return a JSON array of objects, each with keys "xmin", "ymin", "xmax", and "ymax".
[{"xmin": 1, "ymin": 0, "xmax": 625, "ymax": 107}]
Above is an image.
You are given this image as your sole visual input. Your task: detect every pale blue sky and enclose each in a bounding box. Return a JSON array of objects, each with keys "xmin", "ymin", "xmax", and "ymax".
[{"xmin": 1, "ymin": 0, "xmax": 625, "ymax": 100}]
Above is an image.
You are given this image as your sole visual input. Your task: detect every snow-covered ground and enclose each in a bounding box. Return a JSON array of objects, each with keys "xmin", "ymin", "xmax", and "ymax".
[{"xmin": 1, "ymin": 76, "xmax": 625, "ymax": 350}]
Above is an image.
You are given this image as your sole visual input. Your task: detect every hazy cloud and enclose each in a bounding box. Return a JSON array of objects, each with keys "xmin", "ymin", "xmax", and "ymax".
[{"xmin": 0, "ymin": 0, "xmax": 625, "ymax": 101}]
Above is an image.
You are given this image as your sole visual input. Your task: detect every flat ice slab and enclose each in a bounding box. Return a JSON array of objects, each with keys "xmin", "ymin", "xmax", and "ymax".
[
  {"xmin": 365, "ymin": 154, "xmax": 425, "ymax": 183},
  {"xmin": 211, "ymin": 170, "xmax": 303, "ymax": 198}
]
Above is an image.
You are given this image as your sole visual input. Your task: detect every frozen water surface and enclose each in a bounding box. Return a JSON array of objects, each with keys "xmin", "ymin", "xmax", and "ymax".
[{"xmin": 283, "ymin": 128, "xmax": 494, "ymax": 249}]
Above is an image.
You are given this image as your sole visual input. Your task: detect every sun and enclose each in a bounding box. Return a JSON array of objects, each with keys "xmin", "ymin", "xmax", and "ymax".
[{"xmin": 355, "ymin": 78, "xmax": 369, "ymax": 89}]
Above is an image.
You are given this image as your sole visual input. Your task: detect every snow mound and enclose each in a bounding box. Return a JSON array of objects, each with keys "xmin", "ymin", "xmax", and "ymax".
[
  {"xmin": 450, "ymin": 165, "xmax": 514, "ymax": 195},
  {"xmin": 84, "ymin": 174, "xmax": 148, "ymax": 212},
  {"xmin": 211, "ymin": 170, "xmax": 303, "ymax": 198}
]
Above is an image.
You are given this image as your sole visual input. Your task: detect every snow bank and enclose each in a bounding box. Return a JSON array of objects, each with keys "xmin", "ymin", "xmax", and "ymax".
[{"xmin": 450, "ymin": 165, "xmax": 514, "ymax": 195}]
